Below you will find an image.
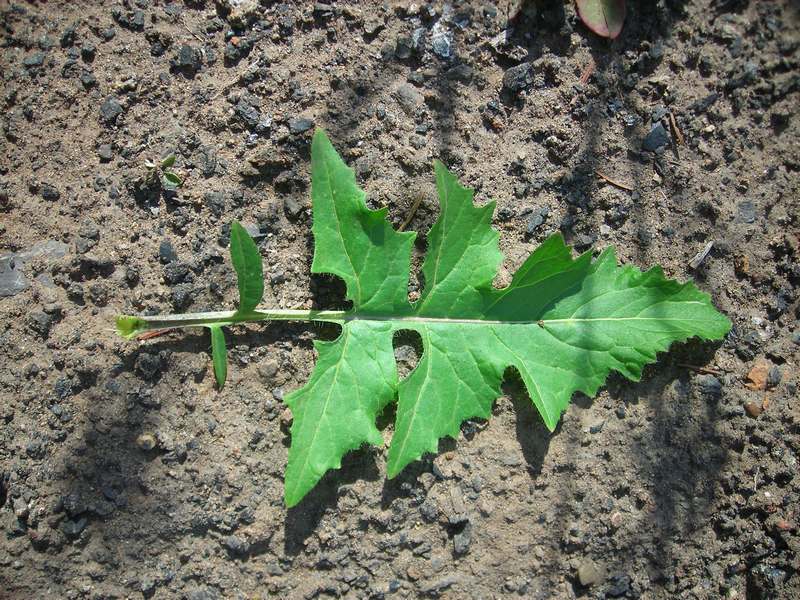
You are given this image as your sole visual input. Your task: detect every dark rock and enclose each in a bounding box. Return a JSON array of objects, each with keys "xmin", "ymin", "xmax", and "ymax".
[
  {"xmin": 81, "ymin": 42, "xmax": 96, "ymax": 62},
  {"xmin": 430, "ymin": 24, "xmax": 453, "ymax": 59},
  {"xmin": 62, "ymin": 493, "xmax": 87, "ymax": 517},
  {"xmin": 393, "ymin": 83, "xmax": 424, "ymax": 115},
  {"xmin": 203, "ymin": 191, "xmax": 225, "ymax": 216},
  {"xmin": 125, "ymin": 266, "xmax": 140, "ymax": 286},
  {"xmin": 198, "ymin": 147, "xmax": 217, "ymax": 177},
  {"xmin": 284, "ymin": 196, "xmax": 305, "ymax": 218},
  {"xmin": 697, "ymin": 374, "xmax": 722, "ymax": 398},
  {"xmin": 607, "ymin": 573, "xmax": 631, "ymax": 597},
  {"xmin": 135, "ymin": 353, "xmax": 162, "ymax": 381},
  {"xmin": 689, "ymin": 92, "xmax": 719, "ymax": 114},
  {"xmin": 100, "ymin": 98, "xmax": 123, "ymax": 124},
  {"xmin": 80, "ymin": 71, "xmax": 97, "ymax": 89},
  {"xmin": 163, "ymin": 261, "xmax": 191, "ymax": 285},
  {"xmin": 526, "ymin": 207, "xmax": 550, "ymax": 235},
  {"xmin": 446, "ymin": 63, "xmax": 473, "ymax": 82},
  {"xmin": 643, "ymin": 123, "xmax": 670, "ymax": 152},
  {"xmin": 0, "ymin": 255, "xmax": 28, "ymax": 297},
  {"xmin": 98, "ymin": 144, "xmax": 113, "ymax": 162},
  {"xmin": 41, "ymin": 184, "xmax": 60, "ymax": 201},
  {"xmin": 171, "ymin": 284, "xmax": 193, "ymax": 310},
  {"xmin": 222, "ymin": 535, "xmax": 250, "ymax": 556},
  {"xmin": 113, "ymin": 8, "xmax": 145, "ymax": 32},
  {"xmin": 28, "ymin": 311, "xmax": 54, "ymax": 337},
  {"xmin": 60, "ymin": 24, "xmax": 77, "ymax": 48},
  {"xmin": 61, "ymin": 518, "xmax": 87, "ymax": 538},
  {"xmin": 736, "ymin": 200, "xmax": 756, "ymax": 224},
  {"xmin": 171, "ymin": 45, "xmax": 202, "ymax": 75},
  {"xmin": 288, "ymin": 117, "xmax": 314, "ymax": 134},
  {"xmin": 234, "ymin": 100, "xmax": 261, "ymax": 130},
  {"xmin": 503, "ymin": 62, "xmax": 533, "ymax": 92},
  {"xmin": 727, "ymin": 61, "xmax": 758, "ymax": 90},
  {"xmin": 395, "ymin": 36, "xmax": 414, "ymax": 59},
  {"xmin": 159, "ymin": 240, "xmax": 178, "ymax": 264},
  {"xmin": 453, "ymin": 522, "xmax": 472, "ymax": 555},
  {"xmin": 766, "ymin": 366, "xmax": 782, "ymax": 388},
  {"xmin": 23, "ymin": 52, "xmax": 45, "ymax": 68},
  {"xmin": 1, "ymin": 241, "xmax": 69, "ymax": 297}
]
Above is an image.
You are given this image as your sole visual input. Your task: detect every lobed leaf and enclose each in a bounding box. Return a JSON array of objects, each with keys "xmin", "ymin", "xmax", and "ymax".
[{"xmin": 281, "ymin": 130, "xmax": 730, "ymax": 506}]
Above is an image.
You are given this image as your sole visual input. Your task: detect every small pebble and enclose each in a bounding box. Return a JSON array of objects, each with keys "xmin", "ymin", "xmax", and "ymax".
[
  {"xmin": 577, "ymin": 560, "xmax": 605, "ymax": 587},
  {"xmin": 743, "ymin": 401, "xmax": 762, "ymax": 418},
  {"xmin": 136, "ymin": 433, "xmax": 157, "ymax": 450}
]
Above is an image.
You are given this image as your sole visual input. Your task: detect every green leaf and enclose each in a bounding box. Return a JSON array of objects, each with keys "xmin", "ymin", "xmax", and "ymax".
[
  {"xmin": 116, "ymin": 315, "xmax": 148, "ymax": 339},
  {"xmin": 160, "ymin": 154, "xmax": 176, "ymax": 169},
  {"xmin": 576, "ymin": 0, "xmax": 626, "ymax": 39},
  {"xmin": 229, "ymin": 221, "xmax": 264, "ymax": 314},
  {"xmin": 209, "ymin": 325, "xmax": 227, "ymax": 388},
  {"xmin": 310, "ymin": 130, "xmax": 416, "ymax": 314},
  {"xmin": 162, "ymin": 171, "xmax": 182, "ymax": 188},
  {"xmin": 283, "ymin": 129, "xmax": 730, "ymax": 506}
]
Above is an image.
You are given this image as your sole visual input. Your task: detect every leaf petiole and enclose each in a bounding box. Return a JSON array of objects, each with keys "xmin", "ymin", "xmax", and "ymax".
[{"xmin": 116, "ymin": 309, "xmax": 348, "ymax": 339}]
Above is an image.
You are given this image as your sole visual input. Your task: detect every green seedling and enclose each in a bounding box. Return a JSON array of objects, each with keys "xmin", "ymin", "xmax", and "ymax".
[
  {"xmin": 576, "ymin": 0, "xmax": 626, "ymax": 39},
  {"xmin": 117, "ymin": 129, "xmax": 730, "ymax": 507},
  {"xmin": 144, "ymin": 154, "xmax": 183, "ymax": 190}
]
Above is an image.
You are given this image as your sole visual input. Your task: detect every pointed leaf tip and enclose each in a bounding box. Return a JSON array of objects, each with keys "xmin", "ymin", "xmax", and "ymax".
[
  {"xmin": 230, "ymin": 221, "xmax": 264, "ymax": 315},
  {"xmin": 209, "ymin": 326, "xmax": 227, "ymax": 389},
  {"xmin": 576, "ymin": 0, "xmax": 626, "ymax": 39}
]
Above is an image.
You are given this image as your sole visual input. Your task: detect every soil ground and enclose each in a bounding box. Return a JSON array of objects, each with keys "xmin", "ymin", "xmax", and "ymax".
[{"xmin": 1, "ymin": 1, "xmax": 798, "ymax": 598}]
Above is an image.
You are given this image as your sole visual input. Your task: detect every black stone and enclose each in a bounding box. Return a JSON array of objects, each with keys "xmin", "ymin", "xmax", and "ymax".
[
  {"xmin": 159, "ymin": 240, "xmax": 178, "ymax": 264},
  {"xmin": 61, "ymin": 517, "xmax": 87, "ymax": 538},
  {"xmin": 643, "ymin": 123, "xmax": 670, "ymax": 152},
  {"xmin": 288, "ymin": 117, "xmax": 314, "ymax": 134},
  {"xmin": 28, "ymin": 311, "xmax": 54, "ymax": 337},
  {"xmin": 81, "ymin": 42, "xmax": 96, "ymax": 62},
  {"xmin": 203, "ymin": 191, "xmax": 225, "ymax": 216},
  {"xmin": 41, "ymin": 184, "xmax": 60, "ymax": 201},
  {"xmin": 100, "ymin": 98, "xmax": 123, "ymax": 124},
  {"xmin": 80, "ymin": 71, "xmax": 97, "ymax": 89},
  {"xmin": 163, "ymin": 261, "xmax": 191, "ymax": 285},
  {"xmin": 234, "ymin": 100, "xmax": 261, "ymax": 130},
  {"xmin": 171, "ymin": 45, "xmax": 202, "ymax": 74},
  {"xmin": 697, "ymin": 374, "xmax": 722, "ymax": 398},
  {"xmin": 222, "ymin": 535, "xmax": 250, "ymax": 556},
  {"xmin": 526, "ymin": 207, "xmax": 550, "ymax": 235},
  {"xmin": 60, "ymin": 24, "xmax": 77, "ymax": 48},
  {"xmin": 503, "ymin": 62, "xmax": 533, "ymax": 92},
  {"xmin": 171, "ymin": 284, "xmax": 193, "ymax": 310},
  {"xmin": 453, "ymin": 522, "xmax": 472, "ymax": 555},
  {"xmin": 135, "ymin": 352, "xmax": 162, "ymax": 381},
  {"xmin": 23, "ymin": 53, "xmax": 45, "ymax": 68}
]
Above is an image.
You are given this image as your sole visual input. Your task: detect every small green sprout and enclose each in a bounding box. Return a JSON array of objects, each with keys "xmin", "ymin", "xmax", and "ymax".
[{"xmin": 144, "ymin": 154, "xmax": 183, "ymax": 190}]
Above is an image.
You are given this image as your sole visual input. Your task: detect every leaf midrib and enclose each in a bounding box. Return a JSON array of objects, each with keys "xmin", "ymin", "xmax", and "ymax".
[{"xmin": 343, "ymin": 312, "xmax": 713, "ymax": 326}]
